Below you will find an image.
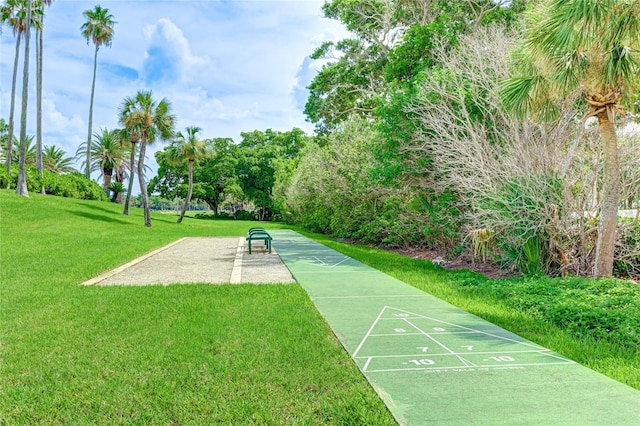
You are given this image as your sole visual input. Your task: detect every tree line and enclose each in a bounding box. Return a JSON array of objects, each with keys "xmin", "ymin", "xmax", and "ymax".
[{"xmin": 3, "ymin": 0, "xmax": 640, "ymax": 278}]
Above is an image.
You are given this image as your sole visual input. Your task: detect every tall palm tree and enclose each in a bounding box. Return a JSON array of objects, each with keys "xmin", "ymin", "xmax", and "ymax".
[
  {"xmin": 35, "ymin": 0, "xmax": 53, "ymax": 194},
  {"xmin": 81, "ymin": 5, "xmax": 115, "ymax": 179},
  {"xmin": 15, "ymin": 0, "xmax": 33, "ymax": 196},
  {"xmin": 167, "ymin": 126, "xmax": 209, "ymax": 223},
  {"xmin": 118, "ymin": 90, "xmax": 175, "ymax": 226},
  {"xmin": 118, "ymin": 104, "xmax": 140, "ymax": 215},
  {"xmin": 501, "ymin": 0, "xmax": 640, "ymax": 277},
  {"xmin": 42, "ymin": 144, "xmax": 77, "ymax": 173},
  {"xmin": 1, "ymin": 0, "xmax": 29, "ymax": 182}
]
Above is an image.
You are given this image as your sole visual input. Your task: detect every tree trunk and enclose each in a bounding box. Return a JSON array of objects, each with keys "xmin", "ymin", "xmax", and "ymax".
[
  {"xmin": 85, "ymin": 45, "xmax": 99, "ymax": 178},
  {"xmin": 177, "ymin": 161, "xmax": 194, "ymax": 223},
  {"xmin": 123, "ymin": 143, "xmax": 136, "ymax": 215},
  {"xmin": 594, "ymin": 110, "xmax": 620, "ymax": 277},
  {"xmin": 116, "ymin": 164, "xmax": 125, "ymax": 204},
  {"xmin": 37, "ymin": 26, "xmax": 45, "ymax": 194},
  {"xmin": 103, "ymin": 169, "xmax": 112, "ymax": 196},
  {"xmin": 137, "ymin": 139, "xmax": 151, "ymax": 227},
  {"xmin": 6, "ymin": 33, "xmax": 21, "ymax": 183},
  {"xmin": 16, "ymin": 1, "xmax": 32, "ymax": 197}
]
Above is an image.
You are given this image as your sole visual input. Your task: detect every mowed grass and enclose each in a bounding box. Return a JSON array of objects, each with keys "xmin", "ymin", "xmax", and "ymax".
[{"xmin": 0, "ymin": 191, "xmax": 395, "ymax": 424}]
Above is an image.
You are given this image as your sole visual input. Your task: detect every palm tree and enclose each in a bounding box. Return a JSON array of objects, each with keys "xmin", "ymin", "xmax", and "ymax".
[
  {"xmin": 1, "ymin": 0, "xmax": 31, "ymax": 184},
  {"xmin": 81, "ymin": 5, "xmax": 115, "ymax": 179},
  {"xmin": 42, "ymin": 144, "xmax": 77, "ymax": 173},
  {"xmin": 107, "ymin": 181, "xmax": 126, "ymax": 203},
  {"xmin": 113, "ymin": 127, "xmax": 131, "ymax": 204},
  {"xmin": 118, "ymin": 105, "xmax": 140, "ymax": 214},
  {"xmin": 35, "ymin": 0, "xmax": 53, "ymax": 194},
  {"xmin": 167, "ymin": 126, "xmax": 209, "ymax": 223},
  {"xmin": 76, "ymin": 128, "xmax": 123, "ymax": 196},
  {"xmin": 15, "ymin": 0, "xmax": 33, "ymax": 196},
  {"xmin": 501, "ymin": 0, "xmax": 640, "ymax": 277},
  {"xmin": 118, "ymin": 90, "xmax": 175, "ymax": 226}
]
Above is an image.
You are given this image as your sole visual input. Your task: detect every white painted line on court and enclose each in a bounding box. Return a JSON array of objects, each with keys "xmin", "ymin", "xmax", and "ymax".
[
  {"xmin": 354, "ymin": 349, "xmax": 563, "ymax": 359},
  {"xmin": 229, "ymin": 237, "xmax": 244, "ymax": 284},
  {"xmin": 363, "ymin": 361, "xmax": 576, "ymax": 373},
  {"xmin": 314, "ymin": 295, "xmax": 432, "ymax": 299},
  {"xmin": 82, "ymin": 238, "xmax": 187, "ymax": 285},
  {"xmin": 353, "ymin": 308, "xmax": 387, "ymax": 358}
]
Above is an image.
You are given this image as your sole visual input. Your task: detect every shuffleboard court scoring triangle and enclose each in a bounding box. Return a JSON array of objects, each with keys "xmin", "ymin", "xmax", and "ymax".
[{"xmin": 352, "ymin": 306, "xmax": 575, "ymax": 373}]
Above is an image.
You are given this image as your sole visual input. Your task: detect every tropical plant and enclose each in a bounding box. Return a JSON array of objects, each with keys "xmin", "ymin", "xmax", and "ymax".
[
  {"xmin": 76, "ymin": 128, "xmax": 124, "ymax": 195},
  {"xmin": 80, "ymin": 4, "xmax": 115, "ymax": 179},
  {"xmin": 42, "ymin": 144, "xmax": 77, "ymax": 173},
  {"xmin": 107, "ymin": 181, "xmax": 126, "ymax": 203},
  {"xmin": 0, "ymin": 0, "xmax": 34, "ymax": 180},
  {"xmin": 166, "ymin": 126, "xmax": 209, "ymax": 223},
  {"xmin": 501, "ymin": 0, "xmax": 640, "ymax": 277},
  {"xmin": 117, "ymin": 125, "xmax": 138, "ymax": 214},
  {"xmin": 118, "ymin": 90, "xmax": 175, "ymax": 227}
]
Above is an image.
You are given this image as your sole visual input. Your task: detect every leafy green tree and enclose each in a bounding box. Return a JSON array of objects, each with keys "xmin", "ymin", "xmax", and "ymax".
[
  {"xmin": 236, "ymin": 129, "xmax": 307, "ymax": 220},
  {"xmin": 42, "ymin": 144, "xmax": 76, "ymax": 173},
  {"xmin": 151, "ymin": 136, "xmax": 240, "ymax": 215},
  {"xmin": 81, "ymin": 4, "xmax": 115, "ymax": 179},
  {"xmin": 307, "ymin": 0, "xmax": 520, "ymax": 133},
  {"xmin": 166, "ymin": 126, "xmax": 208, "ymax": 223},
  {"xmin": 501, "ymin": 0, "xmax": 640, "ymax": 277},
  {"xmin": 118, "ymin": 90, "xmax": 175, "ymax": 227}
]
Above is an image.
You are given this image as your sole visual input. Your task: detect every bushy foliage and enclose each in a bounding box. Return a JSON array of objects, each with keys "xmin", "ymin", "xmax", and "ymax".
[
  {"xmin": 456, "ymin": 275, "xmax": 640, "ymax": 350},
  {"xmin": 193, "ymin": 212, "xmax": 234, "ymax": 220},
  {"xmin": 283, "ymin": 119, "xmax": 460, "ymax": 248},
  {"xmin": 0, "ymin": 166, "xmax": 107, "ymax": 201},
  {"xmin": 234, "ymin": 209, "xmax": 255, "ymax": 221}
]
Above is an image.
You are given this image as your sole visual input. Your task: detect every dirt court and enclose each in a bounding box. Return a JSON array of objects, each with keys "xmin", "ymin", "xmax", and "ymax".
[{"xmin": 83, "ymin": 237, "xmax": 296, "ymax": 286}]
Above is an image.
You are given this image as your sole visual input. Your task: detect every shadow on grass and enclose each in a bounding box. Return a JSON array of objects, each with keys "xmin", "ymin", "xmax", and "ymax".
[{"xmin": 67, "ymin": 209, "xmax": 131, "ymax": 225}]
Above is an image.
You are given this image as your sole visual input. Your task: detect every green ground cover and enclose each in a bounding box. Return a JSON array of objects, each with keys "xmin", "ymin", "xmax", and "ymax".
[
  {"xmin": 0, "ymin": 191, "xmax": 395, "ymax": 424},
  {"xmin": 312, "ymin": 234, "xmax": 640, "ymax": 390}
]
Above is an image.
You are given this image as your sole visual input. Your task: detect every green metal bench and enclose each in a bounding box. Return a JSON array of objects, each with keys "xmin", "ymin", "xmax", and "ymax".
[{"xmin": 246, "ymin": 228, "xmax": 272, "ymax": 254}]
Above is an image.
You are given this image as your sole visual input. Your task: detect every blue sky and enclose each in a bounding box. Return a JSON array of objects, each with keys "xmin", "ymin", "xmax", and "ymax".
[{"xmin": 1, "ymin": 0, "xmax": 347, "ymax": 176}]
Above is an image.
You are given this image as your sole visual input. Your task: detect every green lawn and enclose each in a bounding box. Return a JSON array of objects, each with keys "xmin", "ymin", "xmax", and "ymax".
[
  {"xmin": 0, "ymin": 191, "xmax": 395, "ymax": 424},
  {"xmin": 2, "ymin": 190, "xmax": 638, "ymax": 424}
]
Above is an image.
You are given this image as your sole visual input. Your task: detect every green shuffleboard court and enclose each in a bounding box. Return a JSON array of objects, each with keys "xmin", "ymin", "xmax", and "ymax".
[{"xmin": 271, "ymin": 230, "xmax": 640, "ymax": 425}]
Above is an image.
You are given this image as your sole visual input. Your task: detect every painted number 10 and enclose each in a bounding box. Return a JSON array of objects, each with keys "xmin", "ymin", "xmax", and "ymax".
[
  {"xmin": 407, "ymin": 359, "xmax": 435, "ymax": 366},
  {"xmin": 488, "ymin": 356, "xmax": 515, "ymax": 362}
]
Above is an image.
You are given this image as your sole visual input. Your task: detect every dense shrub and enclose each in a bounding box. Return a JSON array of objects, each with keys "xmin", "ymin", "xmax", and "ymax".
[
  {"xmin": 234, "ymin": 209, "xmax": 256, "ymax": 221},
  {"xmin": 456, "ymin": 275, "xmax": 640, "ymax": 350},
  {"xmin": 193, "ymin": 212, "xmax": 234, "ymax": 220},
  {"xmin": 0, "ymin": 166, "xmax": 107, "ymax": 201},
  {"xmin": 284, "ymin": 119, "xmax": 461, "ymax": 249}
]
